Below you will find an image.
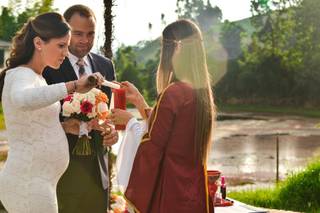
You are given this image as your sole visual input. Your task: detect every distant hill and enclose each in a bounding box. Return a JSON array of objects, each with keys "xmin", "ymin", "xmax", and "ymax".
[
  {"xmin": 133, "ymin": 39, "xmax": 160, "ymax": 64},
  {"xmin": 236, "ymin": 16, "xmax": 256, "ymax": 35}
]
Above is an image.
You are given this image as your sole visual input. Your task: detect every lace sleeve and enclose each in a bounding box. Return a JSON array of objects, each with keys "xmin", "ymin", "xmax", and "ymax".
[{"xmin": 8, "ymin": 68, "xmax": 68, "ymax": 111}]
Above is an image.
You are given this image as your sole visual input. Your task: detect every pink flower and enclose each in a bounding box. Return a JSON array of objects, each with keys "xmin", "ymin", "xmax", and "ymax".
[{"xmin": 80, "ymin": 100, "xmax": 93, "ymax": 114}]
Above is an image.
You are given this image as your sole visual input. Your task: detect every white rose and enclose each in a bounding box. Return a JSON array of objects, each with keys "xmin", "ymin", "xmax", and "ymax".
[
  {"xmin": 90, "ymin": 88, "xmax": 100, "ymax": 95},
  {"xmin": 62, "ymin": 102, "xmax": 73, "ymax": 117},
  {"xmin": 86, "ymin": 93, "xmax": 96, "ymax": 104},
  {"xmin": 87, "ymin": 107, "xmax": 97, "ymax": 119},
  {"xmin": 73, "ymin": 93, "xmax": 85, "ymax": 102},
  {"xmin": 117, "ymin": 196, "xmax": 126, "ymax": 206},
  {"xmin": 110, "ymin": 203, "xmax": 118, "ymax": 210},
  {"xmin": 71, "ymin": 99, "xmax": 81, "ymax": 114},
  {"xmin": 97, "ymin": 102, "xmax": 108, "ymax": 114}
]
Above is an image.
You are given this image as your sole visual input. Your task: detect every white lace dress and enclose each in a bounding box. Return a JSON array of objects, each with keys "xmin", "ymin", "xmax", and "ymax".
[{"xmin": 0, "ymin": 67, "xmax": 69, "ymax": 213}]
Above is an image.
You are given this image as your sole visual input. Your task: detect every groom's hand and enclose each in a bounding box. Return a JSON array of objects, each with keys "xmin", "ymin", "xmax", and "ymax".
[
  {"xmin": 101, "ymin": 125, "xmax": 118, "ymax": 147},
  {"xmin": 87, "ymin": 119, "xmax": 118, "ymax": 146},
  {"xmin": 61, "ymin": 118, "xmax": 80, "ymax": 135},
  {"xmin": 87, "ymin": 118, "xmax": 100, "ymax": 132}
]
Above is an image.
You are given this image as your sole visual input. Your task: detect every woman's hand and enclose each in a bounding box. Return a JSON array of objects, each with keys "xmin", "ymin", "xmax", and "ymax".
[
  {"xmin": 120, "ymin": 81, "xmax": 146, "ymax": 107},
  {"xmin": 121, "ymin": 81, "xmax": 150, "ymax": 119},
  {"xmin": 108, "ymin": 108, "xmax": 134, "ymax": 126},
  {"xmin": 61, "ymin": 118, "xmax": 80, "ymax": 135}
]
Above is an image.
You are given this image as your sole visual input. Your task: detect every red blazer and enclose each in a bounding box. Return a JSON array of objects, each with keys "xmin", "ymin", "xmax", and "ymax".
[{"xmin": 125, "ymin": 82, "xmax": 212, "ymax": 213}]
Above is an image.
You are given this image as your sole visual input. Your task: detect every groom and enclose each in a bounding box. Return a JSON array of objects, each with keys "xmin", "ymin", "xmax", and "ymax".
[{"xmin": 43, "ymin": 5, "xmax": 116, "ymax": 213}]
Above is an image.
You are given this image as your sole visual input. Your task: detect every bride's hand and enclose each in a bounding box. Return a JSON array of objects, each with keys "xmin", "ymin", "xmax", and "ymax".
[
  {"xmin": 76, "ymin": 73, "xmax": 104, "ymax": 93},
  {"xmin": 61, "ymin": 118, "xmax": 80, "ymax": 135}
]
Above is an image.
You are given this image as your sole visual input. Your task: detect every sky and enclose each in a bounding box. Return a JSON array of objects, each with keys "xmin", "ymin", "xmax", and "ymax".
[{"xmin": 0, "ymin": 0, "xmax": 252, "ymax": 50}]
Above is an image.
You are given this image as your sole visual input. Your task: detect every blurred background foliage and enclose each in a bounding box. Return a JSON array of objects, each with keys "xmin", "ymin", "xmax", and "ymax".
[
  {"xmin": 114, "ymin": 0, "xmax": 320, "ymax": 108},
  {"xmin": 1, "ymin": 0, "xmax": 320, "ymax": 107}
]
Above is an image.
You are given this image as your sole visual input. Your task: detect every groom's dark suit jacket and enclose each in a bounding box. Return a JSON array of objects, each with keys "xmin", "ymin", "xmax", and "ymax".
[{"xmin": 43, "ymin": 52, "xmax": 115, "ymax": 213}]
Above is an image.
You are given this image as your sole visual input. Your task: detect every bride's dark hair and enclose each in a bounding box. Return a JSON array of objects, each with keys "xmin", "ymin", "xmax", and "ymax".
[{"xmin": 0, "ymin": 12, "xmax": 70, "ymax": 101}]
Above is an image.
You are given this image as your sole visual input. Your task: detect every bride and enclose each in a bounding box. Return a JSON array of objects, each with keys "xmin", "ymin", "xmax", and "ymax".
[{"xmin": 0, "ymin": 12, "xmax": 103, "ymax": 213}]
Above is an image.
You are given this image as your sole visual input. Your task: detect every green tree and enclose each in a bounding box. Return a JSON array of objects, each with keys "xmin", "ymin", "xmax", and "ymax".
[
  {"xmin": 0, "ymin": 0, "xmax": 55, "ymax": 42},
  {"xmin": 197, "ymin": 0, "xmax": 222, "ymax": 30},
  {"xmin": 103, "ymin": 0, "xmax": 114, "ymax": 59},
  {"xmin": 290, "ymin": 0, "xmax": 320, "ymax": 104},
  {"xmin": 140, "ymin": 53, "xmax": 159, "ymax": 104},
  {"xmin": 236, "ymin": 0, "xmax": 303, "ymax": 103},
  {"xmin": 220, "ymin": 21, "xmax": 244, "ymax": 60},
  {"xmin": 114, "ymin": 45, "xmax": 158, "ymax": 105},
  {"xmin": 102, "ymin": 1, "xmax": 115, "ymax": 206},
  {"xmin": 175, "ymin": 0, "xmax": 222, "ymax": 31},
  {"xmin": 0, "ymin": 7, "xmax": 17, "ymax": 41},
  {"xmin": 114, "ymin": 46, "xmax": 142, "ymax": 89},
  {"xmin": 215, "ymin": 21, "xmax": 244, "ymax": 102}
]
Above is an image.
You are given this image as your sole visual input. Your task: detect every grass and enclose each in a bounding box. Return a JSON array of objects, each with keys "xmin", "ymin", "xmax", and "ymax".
[
  {"xmin": 218, "ymin": 103, "xmax": 320, "ymax": 118},
  {"xmin": 228, "ymin": 158, "xmax": 320, "ymax": 212}
]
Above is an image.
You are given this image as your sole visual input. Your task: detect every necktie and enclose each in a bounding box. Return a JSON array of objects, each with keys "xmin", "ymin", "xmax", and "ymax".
[{"xmin": 76, "ymin": 58, "xmax": 85, "ymax": 78}]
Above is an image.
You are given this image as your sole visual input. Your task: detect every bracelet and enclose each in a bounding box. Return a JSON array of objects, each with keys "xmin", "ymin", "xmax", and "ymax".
[{"xmin": 73, "ymin": 81, "xmax": 77, "ymax": 92}]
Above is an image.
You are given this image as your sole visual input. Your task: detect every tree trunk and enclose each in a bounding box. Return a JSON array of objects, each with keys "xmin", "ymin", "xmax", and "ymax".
[
  {"xmin": 103, "ymin": 0, "xmax": 114, "ymax": 59},
  {"xmin": 103, "ymin": 0, "xmax": 114, "ymax": 209}
]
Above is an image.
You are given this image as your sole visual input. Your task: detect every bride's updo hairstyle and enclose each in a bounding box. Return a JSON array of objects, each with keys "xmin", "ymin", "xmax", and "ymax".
[{"xmin": 0, "ymin": 12, "xmax": 70, "ymax": 101}]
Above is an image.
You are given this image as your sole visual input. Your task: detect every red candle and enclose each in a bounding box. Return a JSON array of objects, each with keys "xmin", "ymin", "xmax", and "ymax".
[{"xmin": 113, "ymin": 88, "xmax": 126, "ymax": 130}]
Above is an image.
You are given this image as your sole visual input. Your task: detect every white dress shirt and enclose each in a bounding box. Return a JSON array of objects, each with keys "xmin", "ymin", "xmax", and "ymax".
[{"xmin": 68, "ymin": 52, "xmax": 93, "ymax": 79}]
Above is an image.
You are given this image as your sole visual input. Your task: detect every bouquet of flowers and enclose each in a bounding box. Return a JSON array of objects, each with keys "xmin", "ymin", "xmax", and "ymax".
[
  {"xmin": 62, "ymin": 88, "xmax": 109, "ymax": 155},
  {"xmin": 109, "ymin": 193, "xmax": 135, "ymax": 213}
]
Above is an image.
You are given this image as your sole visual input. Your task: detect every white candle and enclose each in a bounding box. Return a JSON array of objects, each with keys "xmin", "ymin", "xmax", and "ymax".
[{"xmin": 102, "ymin": 80, "xmax": 121, "ymax": 89}]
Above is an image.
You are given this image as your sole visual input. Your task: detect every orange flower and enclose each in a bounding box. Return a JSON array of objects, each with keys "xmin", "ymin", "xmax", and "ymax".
[
  {"xmin": 96, "ymin": 92, "xmax": 108, "ymax": 105},
  {"xmin": 96, "ymin": 102, "xmax": 109, "ymax": 121},
  {"xmin": 98, "ymin": 111, "xmax": 109, "ymax": 121}
]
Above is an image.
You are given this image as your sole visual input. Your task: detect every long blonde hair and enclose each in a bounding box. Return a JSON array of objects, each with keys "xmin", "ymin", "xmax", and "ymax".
[{"xmin": 157, "ymin": 19, "xmax": 215, "ymax": 164}]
